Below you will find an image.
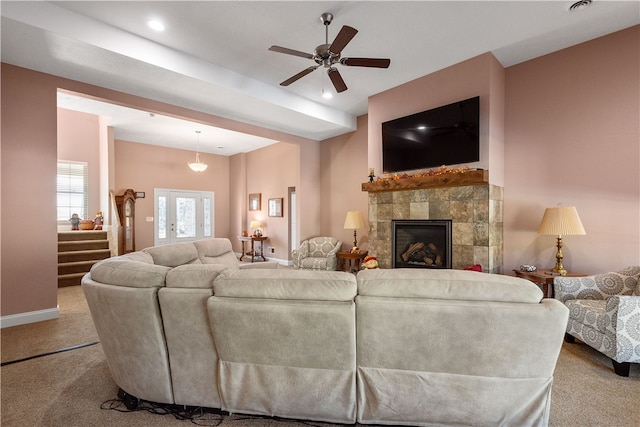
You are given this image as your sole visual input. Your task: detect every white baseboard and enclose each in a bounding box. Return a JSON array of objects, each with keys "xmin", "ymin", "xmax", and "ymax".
[{"xmin": 1, "ymin": 306, "xmax": 60, "ymax": 328}]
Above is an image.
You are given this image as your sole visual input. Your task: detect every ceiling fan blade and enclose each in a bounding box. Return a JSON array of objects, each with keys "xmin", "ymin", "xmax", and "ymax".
[
  {"xmin": 329, "ymin": 25, "xmax": 358, "ymax": 55},
  {"xmin": 327, "ymin": 68, "xmax": 347, "ymax": 93},
  {"xmin": 280, "ymin": 66, "xmax": 318, "ymax": 86},
  {"xmin": 269, "ymin": 45, "xmax": 313, "ymax": 60},
  {"xmin": 340, "ymin": 57, "xmax": 391, "ymax": 68}
]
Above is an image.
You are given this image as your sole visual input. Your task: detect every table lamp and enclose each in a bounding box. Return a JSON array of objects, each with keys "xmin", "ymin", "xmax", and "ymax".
[
  {"xmin": 343, "ymin": 211, "xmax": 366, "ymax": 248},
  {"xmin": 250, "ymin": 220, "xmax": 262, "ymax": 237},
  {"xmin": 538, "ymin": 205, "xmax": 586, "ymax": 275}
]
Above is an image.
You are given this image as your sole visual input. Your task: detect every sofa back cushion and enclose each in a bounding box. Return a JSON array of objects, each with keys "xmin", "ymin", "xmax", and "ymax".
[
  {"xmin": 615, "ymin": 266, "xmax": 640, "ymax": 295},
  {"xmin": 357, "ymin": 268, "xmax": 543, "ymax": 303},
  {"xmin": 193, "ymin": 238, "xmax": 240, "ymax": 270},
  {"xmin": 213, "ymin": 269, "xmax": 357, "ymax": 301},
  {"xmin": 89, "ymin": 253, "xmax": 171, "ymax": 288},
  {"xmin": 143, "ymin": 242, "xmax": 200, "ymax": 267},
  {"xmin": 308, "ymin": 237, "xmax": 340, "ymax": 258},
  {"xmin": 166, "ymin": 264, "xmax": 228, "ymax": 288}
]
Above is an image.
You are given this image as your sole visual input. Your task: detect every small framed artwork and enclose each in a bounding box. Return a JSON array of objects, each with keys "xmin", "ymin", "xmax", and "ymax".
[
  {"xmin": 249, "ymin": 193, "xmax": 261, "ymax": 211},
  {"xmin": 135, "ymin": 191, "xmax": 145, "ymax": 199},
  {"xmin": 268, "ymin": 198, "xmax": 283, "ymax": 217}
]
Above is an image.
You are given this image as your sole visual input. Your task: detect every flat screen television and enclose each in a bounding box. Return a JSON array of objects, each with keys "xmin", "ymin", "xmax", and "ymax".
[{"xmin": 382, "ymin": 96, "xmax": 480, "ymax": 173}]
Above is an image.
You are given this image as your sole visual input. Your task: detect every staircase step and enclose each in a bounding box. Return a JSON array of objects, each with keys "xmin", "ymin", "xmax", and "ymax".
[
  {"xmin": 58, "ymin": 272, "xmax": 86, "ymax": 288},
  {"xmin": 58, "ymin": 240, "xmax": 109, "ymax": 252},
  {"xmin": 58, "ymin": 260, "xmax": 101, "ymax": 275},
  {"xmin": 58, "ymin": 249, "xmax": 111, "ymax": 263},
  {"xmin": 58, "ymin": 230, "xmax": 108, "ymax": 242}
]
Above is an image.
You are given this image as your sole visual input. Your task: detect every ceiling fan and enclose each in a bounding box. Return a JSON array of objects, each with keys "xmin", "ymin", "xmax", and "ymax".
[{"xmin": 269, "ymin": 13, "xmax": 391, "ymax": 93}]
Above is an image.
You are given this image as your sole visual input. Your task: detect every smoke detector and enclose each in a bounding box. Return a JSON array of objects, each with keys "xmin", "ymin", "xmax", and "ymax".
[{"xmin": 567, "ymin": 0, "xmax": 593, "ymax": 12}]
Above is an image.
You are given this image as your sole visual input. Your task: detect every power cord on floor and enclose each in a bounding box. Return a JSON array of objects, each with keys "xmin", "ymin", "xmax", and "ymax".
[
  {"xmin": 102, "ymin": 388, "xmax": 355, "ymax": 426},
  {"xmin": 101, "ymin": 396, "xmax": 224, "ymax": 426}
]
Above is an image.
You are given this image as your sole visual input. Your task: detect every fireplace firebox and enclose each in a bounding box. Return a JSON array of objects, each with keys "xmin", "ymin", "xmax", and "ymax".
[{"xmin": 392, "ymin": 220, "xmax": 452, "ymax": 269}]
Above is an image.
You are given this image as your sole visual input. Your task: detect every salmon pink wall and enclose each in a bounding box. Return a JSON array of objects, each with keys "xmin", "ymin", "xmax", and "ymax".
[
  {"xmin": 114, "ymin": 139, "xmax": 230, "ymax": 251},
  {"xmin": 1, "ymin": 65, "xmax": 59, "ymax": 320},
  {"xmin": 368, "ymin": 53, "xmax": 506, "ymax": 186},
  {"xmin": 321, "ymin": 115, "xmax": 370, "ymax": 252},
  {"xmin": 504, "ymin": 26, "xmax": 640, "ymax": 274},
  {"xmin": 229, "ymin": 153, "xmax": 247, "ymax": 254},
  {"xmin": 0, "ymin": 64, "xmax": 315, "ymax": 324},
  {"xmin": 57, "ymin": 108, "xmax": 101, "ymax": 226},
  {"xmin": 245, "ymin": 142, "xmax": 298, "ymax": 261}
]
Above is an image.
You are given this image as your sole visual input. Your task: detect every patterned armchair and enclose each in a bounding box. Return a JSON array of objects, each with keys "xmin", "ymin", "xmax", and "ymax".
[
  {"xmin": 554, "ymin": 266, "xmax": 640, "ymax": 376},
  {"xmin": 291, "ymin": 237, "xmax": 342, "ymax": 271}
]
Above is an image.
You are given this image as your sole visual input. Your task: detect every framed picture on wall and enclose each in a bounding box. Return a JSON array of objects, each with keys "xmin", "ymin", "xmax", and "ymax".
[
  {"xmin": 249, "ymin": 193, "xmax": 261, "ymax": 211},
  {"xmin": 268, "ymin": 198, "xmax": 283, "ymax": 217}
]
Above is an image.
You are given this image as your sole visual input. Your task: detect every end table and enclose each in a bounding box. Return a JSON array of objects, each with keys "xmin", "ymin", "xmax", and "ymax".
[
  {"xmin": 513, "ymin": 269, "xmax": 585, "ymax": 298},
  {"xmin": 238, "ymin": 235, "xmax": 268, "ymax": 262},
  {"xmin": 337, "ymin": 251, "xmax": 368, "ymax": 274}
]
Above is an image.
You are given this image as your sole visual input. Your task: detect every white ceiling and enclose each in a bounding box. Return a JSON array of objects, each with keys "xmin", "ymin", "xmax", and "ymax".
[{"xmin": 2, "ymin": 1, "xmax": 639, "ymax": 155}]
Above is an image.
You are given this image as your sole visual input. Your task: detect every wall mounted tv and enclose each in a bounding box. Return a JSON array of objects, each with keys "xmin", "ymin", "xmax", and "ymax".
[{"xmin": 382, "ymin": 96, "xmax": 480, "ymax": 173}]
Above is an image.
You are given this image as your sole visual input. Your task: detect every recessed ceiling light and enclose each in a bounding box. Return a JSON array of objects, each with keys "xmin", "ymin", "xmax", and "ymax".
[
  {"xmin": 148, "ymin": 20, "xmax": 165, "ymax": 31},
  {"xmin": 567, "ymin": 0, "xmax": 593, "ymax": 12}
]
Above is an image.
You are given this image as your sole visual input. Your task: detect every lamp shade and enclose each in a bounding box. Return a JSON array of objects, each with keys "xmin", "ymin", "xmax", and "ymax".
[
  {"xmin": 538, "ymin": 206, "xmax": 586, "ymax": 236},
  {"xmin": 250, "ymin": 220, "xmax": 261, "ymax": 229},
  {"xmin": 343, "ymin": 211, "xmax": 365, "ymax": 230}
]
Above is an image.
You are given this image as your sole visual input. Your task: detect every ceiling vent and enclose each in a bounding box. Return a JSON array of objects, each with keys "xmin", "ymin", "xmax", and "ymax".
[{"xmin": 568, "ymin": 0, "xmax": 593, "ymax": 12}]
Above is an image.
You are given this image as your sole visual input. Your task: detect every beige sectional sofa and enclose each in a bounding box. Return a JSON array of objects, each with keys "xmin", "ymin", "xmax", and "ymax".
[{"xmin": 82, "ymin": 238, "xmax": 569, "ymax": 426}]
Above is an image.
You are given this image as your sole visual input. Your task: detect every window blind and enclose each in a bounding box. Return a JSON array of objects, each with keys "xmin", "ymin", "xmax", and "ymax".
[{"xmin": 57, "ymin": 161, "xmax": 88, "ymax": 221}]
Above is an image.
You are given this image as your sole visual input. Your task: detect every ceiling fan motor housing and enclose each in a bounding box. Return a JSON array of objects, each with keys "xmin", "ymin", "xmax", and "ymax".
[{"xmin": 314, "ymin": 44, "xmax": 339, "ymax": 67}]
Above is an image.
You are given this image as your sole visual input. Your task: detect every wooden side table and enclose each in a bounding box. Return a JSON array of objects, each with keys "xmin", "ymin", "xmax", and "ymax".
[
  {"xmin": 337, "ymin": 251, "xmax": 368, "ymax": 273},
  {"xmin": 238, "ymin": 235, "xmax": 268, "ymax": 262},
  {"xmin": 513, "ymin": 269, "xmax": 585, "ymax": 298}
]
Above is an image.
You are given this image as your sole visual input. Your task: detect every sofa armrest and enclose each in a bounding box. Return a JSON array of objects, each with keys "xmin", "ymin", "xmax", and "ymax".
[
  {"xmin": 325, "ymin": 241, "xmax": 342, "ymax": 270},
  {"xmin": 605, "ymin": 295, "xmax": 640, "ymax": 363},
  {"xmin": 291, "ymin": 241, "xmax": 309, "ymax": 267},
  {"xmin": 554, "ymin": 275, "xmax": 605, "ymax": 303},
  {"xmin": 555, "ymin": 268, "xmax": 640, "ymax": 303}
]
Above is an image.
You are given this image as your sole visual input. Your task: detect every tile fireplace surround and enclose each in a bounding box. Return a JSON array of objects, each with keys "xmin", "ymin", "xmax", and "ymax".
[{"xmin": 363, "ymin": 170, "xmax": 503, "ymax": 273}]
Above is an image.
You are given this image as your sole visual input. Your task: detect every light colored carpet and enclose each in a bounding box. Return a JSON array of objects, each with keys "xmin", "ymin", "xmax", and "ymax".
[{"xmin": 1, "ymin": 285, "xmax": 638, "ymax": 426}]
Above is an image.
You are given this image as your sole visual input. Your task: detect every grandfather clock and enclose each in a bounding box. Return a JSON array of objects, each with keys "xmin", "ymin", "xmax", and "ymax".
[{"xmin": 115, "ymin": 189, "xmax": 136, "ymax": 254}]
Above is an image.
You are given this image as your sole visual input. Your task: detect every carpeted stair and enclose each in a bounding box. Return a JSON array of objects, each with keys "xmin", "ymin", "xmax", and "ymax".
[{"xmin": 58, "ymin": 230, "xmax": 110, "ymax": 287}]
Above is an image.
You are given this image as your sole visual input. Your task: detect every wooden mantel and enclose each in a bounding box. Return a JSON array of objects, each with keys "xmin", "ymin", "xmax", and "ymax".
[{"xmin": 362, "ymin": 169, "xmax": 489, "ymax": 193}]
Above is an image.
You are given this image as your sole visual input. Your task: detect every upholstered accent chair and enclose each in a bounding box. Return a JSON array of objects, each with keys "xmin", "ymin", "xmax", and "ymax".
[
  {"xmin": 292, "ymin": 237, "xmax": 342, "ymax": 270},
  {"xmin": 554, "ymin": 266, "xmax": 640, "ymax": 376}
]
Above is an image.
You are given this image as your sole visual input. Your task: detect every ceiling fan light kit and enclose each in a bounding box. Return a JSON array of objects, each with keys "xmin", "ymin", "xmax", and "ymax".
[{"xmin": 269, "ymin": 12, "xmax": 391, "ymax": 94}]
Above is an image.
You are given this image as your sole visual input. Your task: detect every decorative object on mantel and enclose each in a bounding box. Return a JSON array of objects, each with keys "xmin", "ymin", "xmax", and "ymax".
[
  {"xmin": 362, "ymin": 167, "xmax": 488, "ymax": 193},
  {"xmin": 538, "ymin": 205, "xmax": 586, "ymax": 276},
  {"xmin": 188, "ymin": 130, "xmax": 208, "ymax": 172},
  {"xmin": 343, "ymin": 210, "xmax": 366, "ymax": 249},
  {"xmin": 368, "ymin": 168, "xmax": 375, "ymax": 183}
]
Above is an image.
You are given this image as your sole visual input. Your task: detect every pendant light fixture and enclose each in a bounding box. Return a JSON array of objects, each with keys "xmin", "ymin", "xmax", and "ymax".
[{"xmin": 188, "ymin": 130, "xmax": 208, "ymax": 172}]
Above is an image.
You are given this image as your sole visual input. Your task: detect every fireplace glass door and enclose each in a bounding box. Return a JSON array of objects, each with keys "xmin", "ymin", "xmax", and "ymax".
[{"xmin": 392, "ymin": 219, "xmax": 452, "ymax": 269}]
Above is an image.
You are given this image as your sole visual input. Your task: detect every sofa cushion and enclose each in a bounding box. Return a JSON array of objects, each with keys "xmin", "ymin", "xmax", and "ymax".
[
  {"xmin": 166, "ymin": 264, "xmax": 228, "ymax": 288},
  {"xmin": 143, "ymin": 242, "xmax": 200, "ymax": 267},
  {"xmin": 89, "ymin": 256, "xmax": 171, "ymax": 288},
  {"xmin": 213, "ymin": 269, "xmax": 357, "ymax": 301},
  {"xmin": 357, "ymin": 268, "xmax": 543, "ymax": 303}
]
